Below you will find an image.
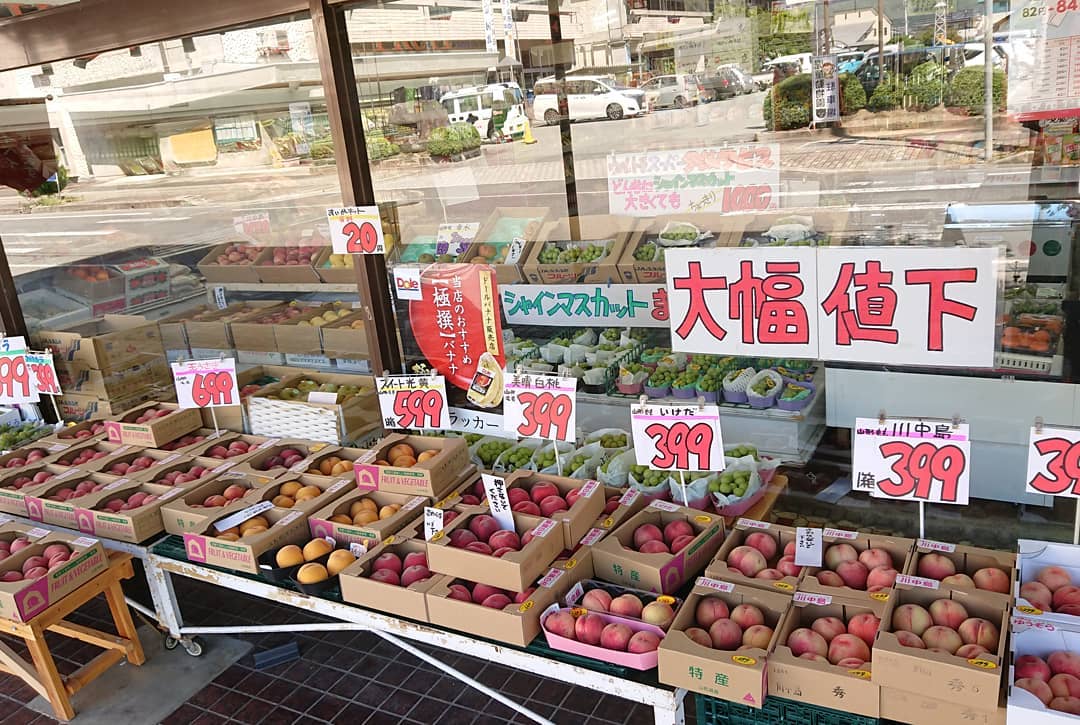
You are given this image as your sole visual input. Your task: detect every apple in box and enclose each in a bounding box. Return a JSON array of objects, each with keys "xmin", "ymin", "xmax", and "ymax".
[
  {"xmin": 368, "ymin": 550, "xmax": 433, "ymax": 588},
  {"xmin": 445, "ymin": 514, "xmax": 528, "ymax": 559},
  {"xmin": 4, "ymin": 469, "xmax": 56, "ymax": 491},
  {"xmin": 3, "ymin": 449, "xmax": 48, "ymax": 469}
]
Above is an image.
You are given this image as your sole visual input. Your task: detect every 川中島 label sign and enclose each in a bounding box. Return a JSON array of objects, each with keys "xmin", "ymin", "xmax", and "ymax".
[{"xmin": 852, "ymin": 417, "xmax": 970, "ymax": 505}]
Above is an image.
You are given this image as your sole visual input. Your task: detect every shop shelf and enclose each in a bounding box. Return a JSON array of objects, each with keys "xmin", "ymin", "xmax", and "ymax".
[{"xmin": 695, "ymin": 693, "xmax": 880, "ymax": 725}]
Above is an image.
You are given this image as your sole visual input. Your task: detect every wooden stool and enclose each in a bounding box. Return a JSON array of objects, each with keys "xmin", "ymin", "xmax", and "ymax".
[{"xmin": 0, "ymin": 552, "xmax": 146, "ymax": 721}]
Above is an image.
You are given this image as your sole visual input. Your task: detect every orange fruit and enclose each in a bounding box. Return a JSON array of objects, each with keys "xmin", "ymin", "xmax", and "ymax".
[
  {"xmin": 280, "ymin": 482, "xmax": 302, "ymax": 497},
  {"xmin": 352, "ymin": 511, "xmax": 379, "ymax": 525},
  {"xmin": 330, "ymin": 514, "xmax": 351, "ymax": 525},
  {"xmin": 378, "ymin": 504, "xmax": 401, "ymax": 520},
  {"xmin": 417, "ymin": 450, "xmax": 439, "ymax": 463},
  {"xmin": 350, "ymin": 499, "xmax": 377, "ymax": 517},
  {"xmin": 391, "ymin": 455, "xmax": 416, "ymax": 468},
  {"xmin": 388, "ymin": 443, "xmax": 415, "ymax": 462},
  {"xmin": 272, "ymin": 495, "xmax": 295, "ymax": 508}
]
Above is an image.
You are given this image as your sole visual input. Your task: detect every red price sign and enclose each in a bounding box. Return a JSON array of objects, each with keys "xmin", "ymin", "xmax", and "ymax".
[
  {"xmin": 853, "ymin": 417, "xmax": 970, "ymax": 505},
  {"xmin": 377, "ymin": 375, "xmax": 450, "ymax": 430},
  {"xmin": 502, "ymin": 375, "xmax": 577, "ymax": 442},
  {"xmin": 25, "ymin": 352, "xmax": 61, "ymax": 396},
  {"xmin": 0, "ymin": 337, "xmax": 37, "ymax": 404},
  {"xmin": 631, "ymin": 404, "xmax": 725, "ymax": 472},
  {"xmin": 1026, "ymin": 425, "xmax": 1080, "ymax": 497},
  {"xmin": 327, "ymin": 206, "xmax": 385, "ymax": 255},
  {"xmin": 171, "ymin": 359, "xmax": 240, "ymax": 409}
]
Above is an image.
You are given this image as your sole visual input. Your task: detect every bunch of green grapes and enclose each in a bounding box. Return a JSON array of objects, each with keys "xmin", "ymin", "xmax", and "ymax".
[
  {"xmin": 630, "ymin": 465, "xmax": 669, "ymax": 487},
  {"xmin": 502, "ymin": 446, "xmax": 535, "ymax": 470},
  {"xmin": 534, "ymin": 447, "xmax": 559, "ymax": 469},
  {"xmin": 567, "ymin": 453, "xmax": 590, "ymax": 471},
  {"xmin": 709, "ymin": 468, "xmax": 752, "ymax": 497},
  {"xmin": 727, "ymin": 444, "xmax": 758, "ymax": 461},
  {"xmin": 478, "ymin": 439, "xmax": 514, "ymax": 466},
  {"xmin": 538, "ymin": 244, "xmax": 561, "ymax": 263},
  {"xmin": 598, "ymin": 433, "xmax": 627, "ymax": 448},
  {"xmin": 464, "ymin": 433, "xmax": 483, "ymax": 445},
  {"xmin": 691, "ymin": 354, "xmax": 713, "ymax": 368},
  {"xmin": 675, "ymin": 471, "xmax": 710, "ymax": 482},
  {"xmin": 750, "ymin": 377, "xmax": 777, "ymax": 395},
  {"xmin": 550, "ymin": 336, "xmax": 572, "ymax": 346},
  {"xmin": 698, "ymin": 368, "xmax": 724, "ymax": 392},
  {"xmin": 634, "ymin": 242, "xmax": 657, "ymax": 261},
  {"xmin": 673, "ymin": 371, "xmax": 699, "ymax": 388},
  {"xmin": 629, "ymin": 329, "xmax": 648, "ymax": 341},
  {"xmin": 622, "ymin": 362, "xmax": 644, "ymax": 375},
  {"xmin": 648, "ymin": 369, "xmax": 676, "ymax": 387},
  {"xmin": 602, "ymin": 328, "xmax": 621, "ymax": 342},
  {"xmin": 598, "ymin": 342, "xmax": 617, "ymax": 352}
]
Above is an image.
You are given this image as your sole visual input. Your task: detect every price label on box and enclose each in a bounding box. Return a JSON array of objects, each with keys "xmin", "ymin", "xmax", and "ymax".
[
  {"xmin": 326, "ymin": 206, "xmax": 385, "ymax": 255},
  {"xmin": 502, "ymin": 373, "xmax": 577, "ymax": 442},
  {"xmin": 25, "ymin": 351, "xmax": 61, "ymax": 396},
  {"xmin": 0, "ymin": 337, "xmax": 38, "ymax": 404},
  {"xmin": 171, "ymin": 358, "xmax": 241, "ymax": 409},
  {"xmin": 852, "ymin": 416, "xmax": 970, "ymax": 505},
  {"xmin": 630, "ymin": 403, "xmax": 725, "ymax": 472},
  {"xmin": 375, "ymin": 375, "xmax": 450, "ymax": 430}
]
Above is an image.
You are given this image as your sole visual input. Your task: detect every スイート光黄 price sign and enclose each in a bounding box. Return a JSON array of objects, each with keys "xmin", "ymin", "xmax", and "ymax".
[
  {"xmin": 852, "ymin": 417, "xmax": 970, "ymax": 505},
  {"xmin": 630, "ymin": 403, "xmax": 725, "ymax": 472},
  {"xmin": 376, "ymin": 375, "xmax": 450, "ymax": 430},
  {"xmin": 171, "ymin": 358, "xmax": 241, "ymax": 409},
  {"xmin": 502, "ymin": 373, "xmax": 577, "ymax": 442}
]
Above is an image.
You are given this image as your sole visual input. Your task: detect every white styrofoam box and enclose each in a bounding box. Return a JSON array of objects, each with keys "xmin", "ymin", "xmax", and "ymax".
[
  {"xmin": 1008, "ymin": 617, "xmax": 1080, "ymax": 723},
  {"xmin": 247, "ymin": 397, "xmax": 346, "ymax": 444},
  {"xmin": 237, "ymin": 350, "xmax": 286, "ymax": 366},
  {"xmin": 1017, "ymin": 539, "xmax": 1080, "ymax": 626}
]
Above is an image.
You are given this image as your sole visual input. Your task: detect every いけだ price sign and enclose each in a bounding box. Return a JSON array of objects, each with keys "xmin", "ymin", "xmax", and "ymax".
[
  {"xmin": 1025, "ymin": 424, "xmax": 1080, "ymax": 497},
  {"xmin": 376, "ymin": 375, "xmax": 450, "ymax": 430},
  {"xmin": 326, "ymin": 206, "xmax": 385, "ymax": 255},
  {"xmin": 171, "ymin": 359, "xmax": 240, "ymax": 409},
  {"xmin": 852, "ymin": 417, "xmax": 970, "ymax": 505},
  {"xmin": 0, "ymin": 337, "xmax": 37, "ymax": 404},
  {"xmin": 502, "ymin": 373, "xmax": 577, "ymax": 442},
  {"xmin": 630, "ymin": 403, "xmax": 725, "ymax": 472}
]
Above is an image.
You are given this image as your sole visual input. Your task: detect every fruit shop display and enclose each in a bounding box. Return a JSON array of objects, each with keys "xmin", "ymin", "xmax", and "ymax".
[
  {"xmin": 543, "ymin": 608, "xmax": 663, "ymax": 655},
  {"xmin": 708, "ymin": 468, "xmax": 752, "ymax": 498},
  {"xmin": 1, "ymin": 449, "xmax": 50, "ymax": 469},
  {"xmin": 295, "ymin": 309, "xmax": 346, "ymax": 328},
  {"xmin": 783, "ymin": 612, "xmax": 879, "ymax": 669},
  {"xmin": 536, "ymin": 241, "xmax": 610, "ymax": 264},
  {"xmin": 302, "ymin": 455, "xmax": 355, "ymax": 477},
  {"xmin": 1014, "ymin": 651, "xmax": 1080, "ymax": 714},
  {"xmin": 149, "ymin": 463, "xmax": 218, "ymax": 486},
  {"xmin": 811, "ymin": 543, "xmax": 900, "ymax": 592},
  {"xmin": 445, "ymin": 514, "xmax": 530, "ymax": 558},
  {"xmin": 619, "ymin": 520, "xmax": 699, "ymax": 557},
  {"xmin": 1022, "ymin": 565, "xmax": 1080, "ymax": 614},
  {"xmin": 269, "ymin": 379, "xmax": 365, "ymax": 404},
  {"xmin": 0, "ymin": 423, "xmax": 51, "ymax": 451},
  {"xmin": 914, "ymin": 553, "xmax": 1011, "ymax": 594},
  {"xmin": 189, "ymin": 483, "xmax": 253, "ymax": 508},
  {"xmin": 54, "ymin": 422, "xmax": 107, "ymax": 441},
  {"xmin": 213, "ymin": 515, "xmax": 273, "ymax": 542},
  {"xmin": 573, "ymin": 582, "xmax": 680, "ymax": 630},
  {"xmin": 269, "ymin": 479, "xmax": 323, "ymax": 508},
  {"xmin": 0, "ymin": 542, "xmax": 76, "ymax": 581},
  {"xmin": 372, "ymin": 442, "xmax": 439, "ymax": 468},
  {"xmin": 205, "ymin": 439, "xmax": 258, "ymax": 460},
  {"xmin": 130, "ymin": 407, "xmax": 173, "ymax": 424},
  {"xmin": 266, "ymin": 244, "xmax": 322, "ymax": 267},
  {"xmin": 683, "ymin": 598, "xmax": 773, "ymax": 652},
  {"xmin": 889, "ymin": 599, "xmax": 1000, "ymax": 658},
  {"xmin": 56, "ymin": 445, "xmax": 113, "ymax": 467},
  {"xmin": 3, "ymin": 469, "xmax": 56, "ymax": 491},
  {"xmin": 275, "ymin": 538, "xmax": 358, "ymax": 585},
  {"xmin": 445, "ymin": 579, "xmax": 534, "ymax": 609},
  {"xmin": 724, "ymin": 535, "xmax": 804, "ymax": 581},
  {"xmin": 365, "ymin": 550, "xmax": 432, "ymax": 588},
  {"xmin": 103, "ymin": 455, "xmax": 161, "ymax": 476},
  {"xmin": 255, "ymin": 447, "xmax": 310, "ymax": 471},
  {"xmin": 213, "ymin": 243, "xmax": 264, "ymax": 266}
]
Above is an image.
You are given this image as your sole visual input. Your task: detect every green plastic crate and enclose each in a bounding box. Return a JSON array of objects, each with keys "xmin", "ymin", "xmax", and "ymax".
[{"xmin": 695, "ymin": 694, "xmax": 879, "ymax": 725}]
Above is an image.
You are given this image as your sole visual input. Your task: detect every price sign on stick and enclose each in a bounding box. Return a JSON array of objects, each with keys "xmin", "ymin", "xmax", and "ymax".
[
  {"xmin": 326, "ymin": 206, "xmax": 385, "ymax": 255},
  {"xmin": 852, "ymin": 417, "xmax": 970, "ymax": 505},
  {"xmin": 0, "ymin": 337, "xmax": 37, "ymax": 404},
  {"xmin": 1026, "ymin": 424, "xmax": 1080, "ymax": 497},
  {"xmin": 171, "ymin": 359, "xmax": 240, "ymax": 409},
  {"xmin": 502, "ymin": 373, "xmax": 577, "ymax": 442},
  {"xmin": 630, "ymin": 403, "xmax": 725, "ymax": 472},
  {"xmin": 376, "ymin": 375, "xmax": 451, "ymax": 430},
  {"xmin": 25, "ymin": 351, "xmax": 60, "ymax": 396}
]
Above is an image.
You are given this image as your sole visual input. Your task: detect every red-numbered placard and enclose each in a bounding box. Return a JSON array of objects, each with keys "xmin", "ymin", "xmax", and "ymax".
[
  {"xmin": 376, "ymin": 375, "xmax": 450, "ymax": 430},
  {"xmin": 25, "ymin": 352, "xmax": 61, "ymax": 396},
  {"xmin": 326, "ymin": 206, "xmax": 385, "ymax": 255},
  {"xmin": 630, "ymin": 403, "xmax": 725, "ymax": 472},
  {"xmin": 171, "ymin": 359, "xmax": 241, "ymax": 409},
  {"xmin": 1026, "ymin": 424, "xmax": 1080, "ymax": 497},
  {"xmin": 0, "ymin": 337, "xmax": 37, "ymax": 404},
  {"xmin": 852, "ymin": 416, "xmax": 970, "ymax": 505},
  {"xmin": 502, "ymin": 373, "xmax": 577, "ymax": 442}
]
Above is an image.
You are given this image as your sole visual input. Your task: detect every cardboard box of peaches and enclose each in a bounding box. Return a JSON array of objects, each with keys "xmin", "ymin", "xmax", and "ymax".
[{"xmin": 0, "ymin": 524, "xmax": 109, "ymax": 622}]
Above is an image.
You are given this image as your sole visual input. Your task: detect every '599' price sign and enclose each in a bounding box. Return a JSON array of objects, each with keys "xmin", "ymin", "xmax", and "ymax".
[
  {"xmin": 502, "ymin": 373, "xmax": 577, "ymax": 442},
  {"xmin": 852, "ymin": 417, "xmax": 970, "ymax": 505},
  {"xmin": 376, "ymin": 375, "xmax": 450, "ymax": 430},
  {"xmin": 171, "ymin": 359, "xmax": 241, "ymax": 409},
  {"xmin": 1025, "ymin": 424, "xmax": 1080, "ymax": 497},
  {"xmin": 630, "ymin": 404, "xmax": 725, "ymax": 472}
]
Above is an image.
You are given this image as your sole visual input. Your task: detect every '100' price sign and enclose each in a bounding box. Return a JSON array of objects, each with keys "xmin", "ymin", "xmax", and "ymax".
[
  {"xmin": 1026, "ymin": 424, "xmax": 1080, "ymax": 497},
  {"xmin": 630, "ymin": 403, "xmax": 725, "ymax": 471},
  {"xmin": 502, "ymin": 373, "xmax": 577, "ymax": 442},
  {"xmin": 852, "ymin": 417, "xmax": 970, "ymax": 505},
  {"xmin": 171, "ymin": 359, "xmax": 240, "ymax": 409},
  {"xmin": 376, "ymin": 375, "xmax": 450, "ymax": 430}
]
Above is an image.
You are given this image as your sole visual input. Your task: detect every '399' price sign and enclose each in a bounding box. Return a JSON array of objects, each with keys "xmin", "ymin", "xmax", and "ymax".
[
  {"xmin": 502, "ymin": 373, "xmax": 577, "ymax": 442},
  {"xmin": 171, "ymin": 359, "xmax": 241, "ymax": 409},
  {"xmin": 852, "ymin": 417, "xmax": 970, "ymax": 505},
  {"xmin": 1026, "ymin": 424, "xmax": 1080, "ymax": 497},
  {"xmin": 376, "ymin": 375, "xmax": 450, "ymax": 430},
  {"xmin": 630, "ymin": 403, "xmax": 725, "ymax": 472}
]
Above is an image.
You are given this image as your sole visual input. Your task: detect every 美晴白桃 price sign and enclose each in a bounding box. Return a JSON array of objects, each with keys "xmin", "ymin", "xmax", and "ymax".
[
  {"xmin": 630, "ymin": 403, "xmax": 725, "ymax": 471},
  {"xmin": 326, "ymin": 206, "xmax": 385, "ymax": 255},
  {"xmin": 0, "ymin": 337, "xmax": 37, "ymax": 404},
  {"xmin": 502, "ymin": 373, "xmax": 577, "ymax": 442},
  {"xmin": 1025, "ymin": 424, "xmax": 1080, "ymax": 497},
  {"xmin": 25, "ymin": 351, "xmax": 61, "ymax": 396},
  {"xmin": 852, "ymin": 417, "xmax": 970, "ymax": 505},
  {"xmin": 171, "ymin": 359, "xmax": 241, "ymax": 409},
  {"xmin": 376, "ymin": 375, "xmax": 450, "ymax": 430}
]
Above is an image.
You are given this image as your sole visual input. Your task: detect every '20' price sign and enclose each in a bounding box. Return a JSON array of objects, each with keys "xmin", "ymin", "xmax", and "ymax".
[
  {"xmin": 1026, "ymin": 424, "xmax": 1080, "ymax": 497},
  {"xmin": 376, "ymin": 375, "xmax": 450, "ymax": 430},
  {"xmin": 25, "ymin": 352, "xmax": 61, "ymax": 396},
  {"xmin": 171, "ymin": 359, "xmax": 241, "ymax": 409},
  {"xmin": 852, "ymin": 417, "xmax": 970, "ymax": 505},
  {"xmin": 0, "ymin": 337, "xmax": 37, "ymax": 404},
  {"xmin": 326, "ymin": 206, "xmax": 385, "ymax": 255},
  {"xmin": 630, "ymin": 404, "xmax": 725, "ymax": 472},
  {"xmin": 502, "ymin": 374, "xmax": 577, "ymax": 442}
]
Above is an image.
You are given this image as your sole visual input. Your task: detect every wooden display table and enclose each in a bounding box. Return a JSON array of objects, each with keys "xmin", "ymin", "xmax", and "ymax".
[{"xmin": 0, "ymin": 552, "xmax": 145, "ymax": 721}]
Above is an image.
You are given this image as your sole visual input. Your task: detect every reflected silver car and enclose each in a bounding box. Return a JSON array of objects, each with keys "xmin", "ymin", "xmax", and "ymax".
[
  {"xmin": 638, "ymin": 74, "xmax": 702, "ymax": 108},
  {"xmin": 718, "ymin": 65, "xmax": 756, "ymax": 94}
]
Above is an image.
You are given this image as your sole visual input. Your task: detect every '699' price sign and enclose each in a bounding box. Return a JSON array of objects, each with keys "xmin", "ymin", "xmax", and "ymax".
[
  {"xmin": 1025, "ymin": 424, "xmax": 1080, "ymax": 497},
  {"xmin": 852, "ymin": 417, "xmax": 970, "ymax": 505},
  {"xmin": 502, "ymin": 373, "xmax": 577, "ymax": 442},
  {"xmin": 630, "ymin": 403, "xmax": 725, "ymax": 472},
  {"xmin": 376, "ymin": 375, "xmax": 450, "ymax": 430},
  {"xmin": 171, "ymin": 359, "xmax": 240, "ymax": 409}
]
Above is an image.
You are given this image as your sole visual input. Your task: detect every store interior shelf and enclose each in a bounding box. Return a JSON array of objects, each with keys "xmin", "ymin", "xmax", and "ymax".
[{"xmin": 214, "ymin": 282, "xmax": 359, "ymax": 293}]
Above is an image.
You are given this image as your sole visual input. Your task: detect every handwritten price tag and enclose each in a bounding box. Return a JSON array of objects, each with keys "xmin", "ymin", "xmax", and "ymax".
[
  {"xmin": 434, "ymin": 222, "xmax": 479, "ymax": 255},
  {"xmin": 25, "ymin": 351, "xmax": 61, "ymax": 396},
  {"xmin": 1025, "ymin": 424, "xmax": 1080, "ymax": 497},
  {"xmin": 375, "ymin": 375, "xmax": 450, "ymax": 430},
  {"xmin": 327, "ymin": 206, "xmax": 385, "ymax": 255},
  {"xmin": 171, "ymin": 359, "xmax": 240, "ymax": 409},
  {"xmin": 502, "ymin": 373, "xmax": 577, "ymax": 442},
  {"xmin": 423, "ymin": 507, "xmax": 444, "ymax": 541},
  {"xmin": 794, "ymin": 527, "xmax": 823, "ymax": 567},
  {"xmin": 482, "ymin": 473, "xmax": 515, "ymax": 531},
  {"xmin": 0, "ymin": 337, "xmax": 37, "ymax": 404},
  {"xmin": 630, "ymin": 403, "xmax": 724, "ymax": 472},
  {"xmin": 852, "ymin": 417, "xmax": 970, "ymax": 505}
]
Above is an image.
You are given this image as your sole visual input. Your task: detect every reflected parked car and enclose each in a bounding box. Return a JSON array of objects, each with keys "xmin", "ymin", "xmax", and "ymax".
[
  {"xmin": 718, "ymin": 65, "xmax": 755, "ymax": 94},
  {"xmin": 533, "ymin": 75, "xmax": 644, "ymax": 123},
  {"xmin": 701, "ymin": 67, "xmax": 746, "ymax": 100},
  {"xmin": 638, "ymin": 74, "xmax": 702, "ymax": 108}
]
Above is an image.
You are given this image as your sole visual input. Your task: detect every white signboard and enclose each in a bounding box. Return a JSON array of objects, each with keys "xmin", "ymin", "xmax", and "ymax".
[
  {"xmin": 852, "ymin": 417, "xmax": 971, "ymax": 505},
  {"xmin": 171, "ymin": 358, "xmax": 241, "ymax": 409},
  {"xmin": 326, "ymin": 206, "xmax": 385, "ymax": 255},
  {"xmin": 1009, "ymin": 2, "xmax": 1080, "ymax": 121},
  {"xmin": 375, "ymin": 375, "xmax": 451, "ymax": 430},
  {"xmin": 630, "ymin": 403, "xmax": 725, "ymax": 472}
]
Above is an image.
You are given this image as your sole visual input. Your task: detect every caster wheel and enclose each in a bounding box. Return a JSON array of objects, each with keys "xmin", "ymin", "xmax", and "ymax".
[
  {"xmin": 183, "ymin": 639, "xmax": 204, "ymax": 657},
  {"xmin": 164, "ymin": 636, "xmax": 180, "ymax": 650}
]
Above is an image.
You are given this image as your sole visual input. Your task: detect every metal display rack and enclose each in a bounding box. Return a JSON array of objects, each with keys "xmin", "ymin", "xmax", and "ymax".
[{"xmin": 5, "ymin": 515, "xmax": 688, "ymax": 725}]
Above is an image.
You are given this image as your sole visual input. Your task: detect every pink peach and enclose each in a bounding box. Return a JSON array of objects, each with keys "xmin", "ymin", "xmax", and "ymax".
[
  {"xmin": 401, "ymin": 565, "xmax": 431, "ymax": 587},
  {"xmin": 1054, "ymin": 585, "xmax": 1080, "ymax": 611},
  {"xmin": 811, "ymin": 617, "xmax": 847, "ymax": 643},
  {"xmin": 777, "ymin": 556, "xmax": 801, "ymax": 578},
  {"xmin": 955, "ymin": 644, "xmax": 988, "ymax": 659},
  {"xmin": 471, "ymin": 583, "xmax": 504, "ymax": 605},
  {"xmin": 695, "ymin": 597, "xmax": 730, "ymax": 629},
  {"xmin": 836, "ymin": 657, "xmax": 866, "ymax": 669},
  {"xmin": 867, "ymin": 566, "xmax": 898, "ymax": 591},
  {"xmin": 627, "ymin": 631, "xmax": 661, "ymax": 654},
  {"xmin": 468, "ymin": 515, "xmax": 500, "ymax": 542},
  {"xmin": 1049, "ymin": 650, "xmax": 1080, "ymax": 678},
  {"xmin": 1038, "ymin": 566, "xmax": 1073, "ymax": 592},
  {"xmin": 1016, "ymin": 654, "xmax": 1053, "ymax": 682},
  {"xmin": 708, "ymin": 619, "xmax": 743, "ymax": 650},
  {"xmin": 895, "ymin": 630, "xmax": 926, "ymax": 648},
  {"xmin": 734, "ymin": 548, "xmax": 767, "ymax": 577},
  {"xmin": 836, "ymin": 560, "xmax": 870, "ymax": 590},
  {"xmin": 1016, "ymin": 678, "xmax": 1054, "ymax": 706},
  {"xmin": 827, "ymin": 634, "xmax": 870, "ymax": 665},
  {"xmin": 929, "ymin": 599, "xmax": 968, "ymax": 629},
  {"xmin": 448, "ymin": 529, "xmax": 478, "ymax": 548},
  {"xmin": 847, "ymin": 613, "xmax": 881, "ymax": 648},
  {"xmin": 581, "ymin": 589, "xmax": 612, "ymax": 612},
  {"xmin": 941, "ymin": 573, "xmax": 975, "ymax": 588},
  {"xmin": 815, "ymin": 570, "xmax": 844, "ymax": 587},
  {"xmin": 663, "ymin": 520, "xmax": 693, "ymax": 545},
  {"xmin": 730, "ymin": 604, "xmax": 764, "ymax": 629},
  {"xmin": 545, "ymin": 611, "xmax": 577, "ymax": 639},
  {"xmin": 372, "ymin": 552, "xmax": 402, "ymax": 575},
  {"xmin": 744, "ymin": 532, "xmax": 777, "ymax": 561},
  {"xmin": 610, "ymin": 594, "xmax": 644, "ymax": 619},
  {"xmin": 858, "ymin": 548, "xmax": 893, "ymax": 570},
  {"xmin": 755, "ymin": 568, "xmax": 784, "ymax": 580},
  {"xmin": 921, "ymin": 626, "xmax": 963, "ymax": 654},
  {"xmin": 600, "ymin": 622, "xmax": 633, "ymax": 651},
  {"xmin": 684, "ymin": 627, "xmax": 712, "ymax": 648},
  {"xmin": 917, "ymin": 553, "xmax": 957, "ymax": 580},
  {"xmin": 639, "ymin": 540, "xmax": 670, "ymax": 555},
  {"xmin": 787, "ymin": 628, "xmax": 828, "ymax": 658},
  {"xmin": 823, "ymin": 543, "xmax": 858, "ymax": 570},
  {"xmin": 463, "ymin": 541, "xmax": 493, "ymax": 555},
  {"xmin": 972, "ymin": 567, "xmax": 1010, "ymax": 594},
  {"xmin": 1021, "ymin": 581, "xmax": 1054, "ymax": 610},
  {"xmin": 1051, "ymin": 696, "xmax": 1080, "ymax": 714},
  {"xmin": 670, "ymin": 534, "xmax": 695, "ymax": 554},
  {"xmin": 957, "ymin": 617, "xmax": 999, "ymax": 651},
  {"xmin": 633, "ymin": 524, "xmax": 664, "ymax": 550},
  {"xmin": 799, "ymin": 652, "xmax": 828, "ymax": 663},
  {"xmin": 574, "ymin": 613, "xmax": 605, "ymax": 646},
  {"xmin": 1050, "ymin": 673, "xmax": 1080, "ymax": 699},
  {"xmin": 741, "ymin": 625, "xmax": 773, "ymax": 649},
  {"xmin": 447, "ymin": 584, "xmax": 473, "ymax": 602}
]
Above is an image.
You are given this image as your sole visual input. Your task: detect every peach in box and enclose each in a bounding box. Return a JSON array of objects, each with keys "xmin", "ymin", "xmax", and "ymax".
[
  {"xmin": 0, "ymin": 534, "xmax": 109, "ymax": 623},
  {"xmin": 0, "ymin": 464, "xmax": 72, "ymax": 516},
  {"xmin": 104, "ymin": 402, "xmax": 202, "ymax": 448},
  {"xmin": 1016, "ymin": 538, "xmax": 1080, "ymax": 625},
  {"xmin": 24, "ymin": 471, "xmax": 124, "ymax": 528},
  {"xmin": 705, "ymin": 519, "xmax": 802, "ymax": 594},
  {"xmin": 356, "ymin": 434, "xmax": 469, "ymax": 500},
  {"xmin": 227, "ymin": 440, "xmax": 336, "ymax": 479},
  {"xmin": 541, "ymin": 604, "xmax": 666, "ymax": 670},
  {"xmin": 904, "ymin": 539, "xmax": 1016, "ymax": 604},
  {"xmin": 799, "ymin": 529, "xmax": 914, "ymax": 601},
  {"xmin": 73, "ymin": 480, "xmax": 174, "ymax": 543},
  {"xmin": 182, "ymin": 507, "xmax": 310, "ymax": 575},
  {"xmin": 590, "ymin": 485, "xmax": 648, "ymax": 535},
  {"xmin": 872, "ymin": 585, "xmax": 1008, "ymax": 711},
  {"xmin": 339, "ymin": 533, "xmax": 441, "ymax": 622},
  {"xmin": 767, "ymin": 593, "xmax": 886, "ymax": 718},
  {"xmin": 501, "ymin": 471, "xmax": 605, "ymax": 549},
  {"xmin": 657, "ymin": 577, "xmax": 790, "ymax": 707},
  {"xmin": 591, "ymin": 502, "xmax": 725, "ymax": 594},
  {"xmin": 426, "ymin": 509, "xmax": 565, "ymax": 592}
]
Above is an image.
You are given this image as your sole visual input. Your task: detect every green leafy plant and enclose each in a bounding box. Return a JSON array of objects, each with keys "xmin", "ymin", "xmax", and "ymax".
[
  {"xmin": 426, "ymin": 126, "xmax": 464, "ymax": 157},
  {"xmin": 905, "ymin": 61, "xmax": 946, "ymax": 110},
  {"xmin": 946, "ymin": 67, "xmax": 1006, "ymax": 115},
  {"xmin": 840, "ymin": 73, "xmax": 866, "ymax": 114},
  {"xmin": 868, "ymin": 76, "xmax": 902, "ymax": 111}
]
